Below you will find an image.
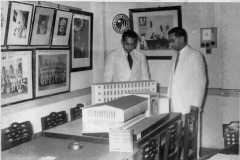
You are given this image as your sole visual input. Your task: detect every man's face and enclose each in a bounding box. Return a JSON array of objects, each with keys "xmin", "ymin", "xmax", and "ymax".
[
  {"xmin": 168, "ymin": 33, "xmax": 183, "ymax": 51},
  {"xmin": 40, "ymin": 20, "xmax": 46, "ymax": 30},
  {"xmin": 121, "ymin": 37, "xmax": 136, "ymax": 54},
  {"xmin": 59, "ymin": 19, "xmax": 66, "ymax": 32}
]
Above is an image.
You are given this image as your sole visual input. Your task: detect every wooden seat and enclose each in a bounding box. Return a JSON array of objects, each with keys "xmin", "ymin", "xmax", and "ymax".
[
  {"xmin": 137, "ymin": 121, "xmax": 182, "ymax": 160},
  {"xmin": 41, "ymin": 111, "xmax": 67, "ymax": 131},
  {"xmin": 70, "ymin": 103, "xmax": 84, "ymax": 121},
  {"xmin": 1, "ymin": 121, "xmax": 33, "ymax": 151},
  {"xmin": 160, "ymin": 121, "xmax": 183, "ymax": 160},
  {"xmin": 182, "ymin": 107, "xmax": 199, "ymax": 160}
]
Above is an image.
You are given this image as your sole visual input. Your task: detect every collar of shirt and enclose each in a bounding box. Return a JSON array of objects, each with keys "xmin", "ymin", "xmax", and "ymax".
[
  {"xmin": 179, "ymin": 44, "xmax": 189, "ymax": 55},
  {"xmin": 122, "ymin": 47, "xmax": 134, "ymax": 58}
]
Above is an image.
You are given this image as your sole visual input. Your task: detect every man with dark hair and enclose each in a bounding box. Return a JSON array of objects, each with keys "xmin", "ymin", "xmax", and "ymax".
[
  {"xmin": 57, "ymin": 18, "xmax": 67, "ymax": 36},
  {"xmin": 167, "ymin": 27, "xmax": 207, "ymax": 158},
  {"xmin": 104, "ymin": 29, "xmax": 150, "ymax": 82}
]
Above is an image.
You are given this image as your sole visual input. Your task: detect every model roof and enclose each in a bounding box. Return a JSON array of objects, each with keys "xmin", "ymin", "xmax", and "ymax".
[
  {"xmin": 92, "ymin": 80, "xmax": 155, "ymax": 85},
  {"xmin": 83, "ymin": 95, "xmax": 147, "ymax": 110}
]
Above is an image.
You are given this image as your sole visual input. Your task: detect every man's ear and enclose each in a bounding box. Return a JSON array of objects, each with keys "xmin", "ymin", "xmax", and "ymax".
[
  {"xmin": 134, "ymin": 39, "xmax": 138, "ymax": 48},
  {"xmin": 180, "ymin": 36, "xmax": 184, "ymax": 43}
]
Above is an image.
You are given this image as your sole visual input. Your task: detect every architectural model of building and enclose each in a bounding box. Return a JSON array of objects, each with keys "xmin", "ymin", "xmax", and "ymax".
[
  {"xmin": 124, "ymin": 90, "xmax": 159, "ymax": 117},
  {"xmin": 91, "ymin": 80, "xmax": 157, "ymax": 104},
  {"xmin": 82, "ymin": 95, "xmax": 148, "ymax": 133}
]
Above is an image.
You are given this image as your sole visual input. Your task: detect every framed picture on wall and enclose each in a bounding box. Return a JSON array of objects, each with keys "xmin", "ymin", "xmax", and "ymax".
[
  {"xmin": 30, "ymin": 6, "xmax": 55, "ymax": 46},
  {"xmin": 6, "ymin": 1, "xmax": 34, "ymax": 46},
  {"xmin": 70, "ymin": 10, "xmax": 93, "ymax": 72},
  {"xmin": 129, "ymin": 6, "xmax": 182, "ymax": 58},
  {"xmin": 1, "ymin": 50, "xmax": 33, "ymax": 107},
  {"xmin": 34, "ymin": 49, "xmax": 70, "ymax": 98},
  {"xmin": 1, "ymin": 1, "xmax": 9, "ymax": 46},
  {"xmin": 51, "ymin": 10, "xmax": 73, "ymax": 47}
]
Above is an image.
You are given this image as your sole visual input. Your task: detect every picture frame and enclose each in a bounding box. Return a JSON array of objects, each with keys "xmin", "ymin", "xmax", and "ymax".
[
  {"xmin": 1, "ymin": 50, "xmax": 33, "ymax": 107},
  {"xmin": 34, "ymin": 49, "xmax": 70, "ymax": 98},
  {"xmin": 30, "ymin": 6, "xmax": 55, "ymax": 46},
  {"xmin": 71, "ymin": 10, "xmax": 93, "ymax": 72},
  {"xmin": 6, "ymin": 1, "xmax": 34, "ymax": 46},
  {"xmin": 1, "ymin": 1, "xmax": 9, "ymax": 46},
  {"xmin": 51, "ymin": 10, "xmax": 73, "ymax": 47},
  {"xmin": 129, "ymin": 6, "xmax": 182, "ymax": 58}
]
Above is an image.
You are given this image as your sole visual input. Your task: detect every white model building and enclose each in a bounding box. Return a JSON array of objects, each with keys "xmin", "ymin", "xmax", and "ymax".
[
  {"xmin": 124, "ymin": 90, "xmax": 159, "ymax": 117},
  {"xmin": 82, "ymin": 95, "xmax": 148, "ymax": 133},
  {"xmin": 91, "ymin": 80, "xmax": 157, "ymax": 104}
]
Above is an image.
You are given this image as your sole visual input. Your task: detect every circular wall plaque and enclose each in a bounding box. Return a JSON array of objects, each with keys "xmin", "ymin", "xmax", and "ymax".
[{"xmin": 112, "ymin": 14, "xmax": 130, "ymax": 34}]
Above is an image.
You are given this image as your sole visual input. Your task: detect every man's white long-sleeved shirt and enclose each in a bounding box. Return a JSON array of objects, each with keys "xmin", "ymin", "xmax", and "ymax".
[
  {"xmin": 104, "ymin": 48, "xmax": 150, "ymax": 82},
  {"xmin": 168, "ymin": 45, "xmax": 207, "ymax": 114}
]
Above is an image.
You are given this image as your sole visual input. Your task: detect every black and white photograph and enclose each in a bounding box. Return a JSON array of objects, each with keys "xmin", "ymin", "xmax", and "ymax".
[
  {"xmin": 1, "ymin": 50, "xmax": 33, "ymax": 106},
  {"xmin": 37, "ymin": 15, "xmax": 49, "ymax": 35},
  {"xmin": 51, "ymin": 10, "xmax": 73, "ymax": 46},
  {"xmin": 6, "ymin": 1, "xmax": 33, "ymax": 46},
  {"xmin": 35, "ymin": 49, "xmax": 70, "ymax": 98},
  {"xmin": 30, "ymin": 6, "xmax": 55, "ymax": 46},
  {"xmin": 1, "ymin": 1, "xmax": 9, "ymax": 46},
  {"xmin": 71, "ymin": 11, "xmax": 93, "ymax": 72},
  {"xmin": 130, "ymin": 6, "xmax": 182, "ymax": 52},
  {"xmin": 1, "ymin": 1, "xmax": 240, "ymax": 160},
  {"xmin": 57, "ymin": 17, "xmax": 68, "ymax": 36}
]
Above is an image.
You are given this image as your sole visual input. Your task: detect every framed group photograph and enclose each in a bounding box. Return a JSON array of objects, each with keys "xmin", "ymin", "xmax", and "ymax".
[
  {"xmin": 34, "ymin": 49, "xmax": 70, "ymax": 98},
  {"xmin": 71, "ymin": 10, "xmax": 93, "ymax": 72},
  {"xmin": 1, "ymin": 50, "xmax": 33, "ymax": 107},
  {"xmin": 129, "ymin": 6, "xmax": 182, "ymax": 58},
  {"xmin": 1, "ymin": 1, "xmax": 9, "ymax": 46},
  {"xmin": 51, "ymin": 10, "xmax": 73, "ymax": 46},
  {"xmin": 30, "ymin": 6, "xmax": 55, "ymax": 46},
  {"xmin": 6, "ymin": 1, "xmax": 34, "ymax": 46}
]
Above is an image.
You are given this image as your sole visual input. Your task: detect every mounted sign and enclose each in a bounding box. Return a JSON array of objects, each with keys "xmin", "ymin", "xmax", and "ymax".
[
  {"xmin": 200, "ymin": 27, "xmax": 217, "ymax": 48},
  {"xmin": 200, "ymin": 27, "xmax": 217, "ymax": 54},
  {"xmin": 112, "ymin": 14, "xmax": 130, "ymax": 34}
]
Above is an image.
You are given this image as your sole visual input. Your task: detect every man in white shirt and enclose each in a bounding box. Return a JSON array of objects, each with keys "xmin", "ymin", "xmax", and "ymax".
[
  {"xmin": 167, "ymin": 27, "xmax": 207, "ymax": 158},
  {"xmin": 104, "ymin": 30, "xmax": 150, "ymax": 82}
]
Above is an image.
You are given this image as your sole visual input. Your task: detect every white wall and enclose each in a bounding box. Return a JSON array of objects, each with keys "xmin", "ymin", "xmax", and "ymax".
[
  {"xmin": 1, "ymin": 1, "xmax": 104, "ymax": 134},
  {"xmin": 1, "ymin": 92, "xmax": 91, "ymax": 133},
  {"xmin": 103, "ymin": 2, "xmax": 240, "ymax": 148}
]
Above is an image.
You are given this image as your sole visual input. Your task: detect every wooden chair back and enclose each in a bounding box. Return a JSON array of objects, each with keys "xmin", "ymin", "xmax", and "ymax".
[
  {"xmin": 183, "ymin": 107, "xmax": 199, "ymax": 160},
  {"xmin": 139, "ymin": 138, "xmax": 158, "ymax": 160},
  {"xmin": 137, "ymin": 120, "xmax": 182, "ymax": 160},
  {"xmin": 70, "ymin": 103, "xmax": 84, "ymax": 121},
  {"xmin": 1, "ymin": 121, "xmax": 33, "ymax": 151},
  {"xmin": 162, "ymin": 121, "xmax": 183, "ymax": 160},
  {"xmin": 41, "ymin": 111, "xmax": 67, "ymax": 131}
]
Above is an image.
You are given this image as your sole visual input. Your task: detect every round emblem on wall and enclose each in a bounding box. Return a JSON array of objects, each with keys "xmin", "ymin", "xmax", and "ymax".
[{"xmin": 112, "ymin": 14, "xmax": 130, "ymax": 34}]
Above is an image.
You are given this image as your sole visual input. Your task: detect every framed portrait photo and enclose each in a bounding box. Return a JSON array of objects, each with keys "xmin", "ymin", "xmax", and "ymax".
[
  {"xmin": 6, "ymin": 1, "xmax": 34, "ymax": 46},
  {"xmin": 71, "ymin": 11, "xmax": 93, "ymax": 72},
  {"xmin": 1, "ymin": 1, "xmax": 9, "ymax": 46},
  {"xmin": 129, "ymin": 6, "xmax": 182, "ymax": 58},
  {"xmin": 51, "ymin": 10, "xmax": 73, "ymax": 47},
  {"xmin": 1, "ymin": 50, "xmax": 33, "ymax": 107},
  {"xmin": 30, "ymin": 6, "xmax": 55, "ymax": 46},
  {"xmin": 34, "ymin": 49, "xmax": 70, "ymax": 98}
]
